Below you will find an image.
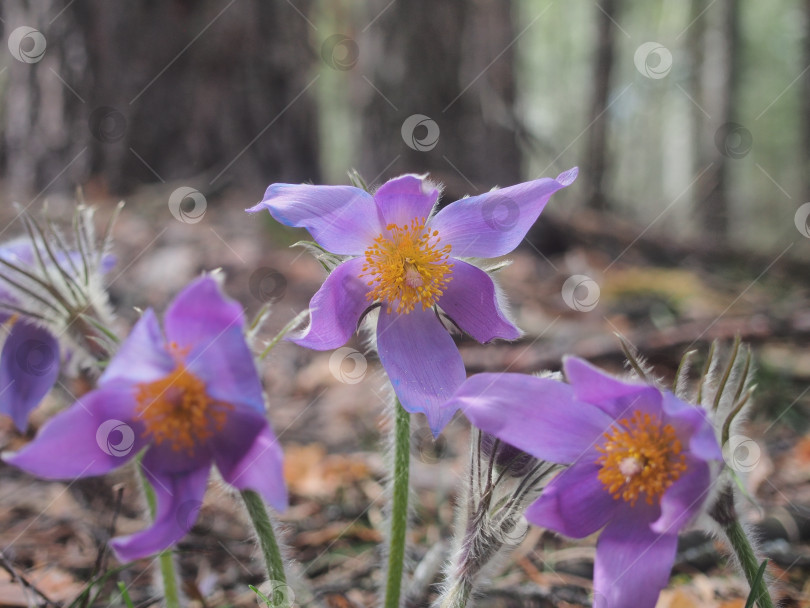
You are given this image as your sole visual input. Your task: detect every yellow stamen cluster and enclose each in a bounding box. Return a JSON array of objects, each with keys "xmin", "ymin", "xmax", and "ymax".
[
  {"xmin": 596, "ymin": 410, "xmax": 687, "ymax": 506},
  {"xmin": 361, "ymin": 218, "xmax": 453, "ymax": 314},
  {"xmin": 134, "ymin": 362, "xmax": 231, "ymax": 455}
]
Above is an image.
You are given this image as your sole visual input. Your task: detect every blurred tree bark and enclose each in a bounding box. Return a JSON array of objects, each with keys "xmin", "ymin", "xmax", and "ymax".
[
  {"xmin": 692, "ymin": 0, "xmax": 741, "ymax": 239},
  {"xmin": 583, "ymin": 0, "xmax": 620, "ymax": 211},
  {"xmin": 357, "ymin": 0, "xmax": 521, "ymax": 199},
  {"xmin": 802, "ymin": 0, "xmax": 810, "ymax": 204},
  {"xmin": 2, "ymin": 0, "xmax": 319, "ymax": 201}
]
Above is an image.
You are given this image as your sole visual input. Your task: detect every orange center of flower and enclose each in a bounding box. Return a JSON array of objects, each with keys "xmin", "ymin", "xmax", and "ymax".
[
  {"xmin": 134, "ymin": 350, "xmax": 231, "ymax": 455},
  {"xmin": 361, "ymin": 218, "xmax": 453, "ymax": 314},
  {"xmin": 596, "ymin": 410, "xmax": 687, "ymax": 506}
]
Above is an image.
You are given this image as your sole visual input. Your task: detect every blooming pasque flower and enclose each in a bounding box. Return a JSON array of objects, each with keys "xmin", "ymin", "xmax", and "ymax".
[
  {"xmin": 247, "ymin": 169, "xmax": 577, "ymax": 434},
  {"xmin": 4, "ymin": 275, "xmax": 287, "ymax": 561},
  {"xmin": 445, "ymin": 357, "xmax": 722, "ymax": 607},
  {"xmin": 0, "ymin": 239, "xmax": 63, "ymax": 430}
]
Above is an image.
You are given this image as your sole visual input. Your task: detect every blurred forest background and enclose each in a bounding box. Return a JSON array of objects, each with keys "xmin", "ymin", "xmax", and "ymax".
[
  {"xmin": 2, "ymin": 0, "xmax": 808, "ymax": 251},
  {"xmin": 2, "ymin": 1, "xmax": 810, "ymax": 607}
]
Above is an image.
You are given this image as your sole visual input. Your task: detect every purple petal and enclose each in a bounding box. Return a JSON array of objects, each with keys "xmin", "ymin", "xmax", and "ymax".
[
  {"xmin": 525, "ymin": 463, "xmax": 618, "ymax": 538},
  {"xmin": 101, "ymin": 309, "xmax": 173, "ymax": 384},
  {"xmin": 651, "ymin": 455, "xmax": 712, "ymax": 534},
  {"xmin": 428, "ymin": 168, "xmax": 577, "ymax": 258},
  {"xmin": 594, "ymin": 506, "xmax": 677, "ymax": 608},
  {"xmin": 662, "ymin": 393, "xmax": 722, "ymax": 461},
  {"xmin": 164, "ymin": 275, "xmax": 243, "ymax": 351},
  {"xmin": 291, "ymin": 257, "xmax": 371, "ymax": 350},
  {"xmin": 446, "ymin": 373, "xmax": 614, "ymax": 463},
  {"xmin": 376, "ymin": 307, "xmax": 466, "ymax": 435},
  {"xmin": 373, "ymin": 175, "xmax": 439, "ymax": 227},
  {"xmin": 0, "ymin": 321, "xmax": 60, "ymax": 431},
  {"xmin": 563, "ymin": 356, "xmax": 662, "ymax": 420},
  {"xmin": 110, "ymin": 465, "xmax": 210, "ymax": 562},
  {"xmin": 216, "ymin": 422, "xmax": 288, "ymax": 512},
  {"xmin": 4, "ymin": 382, "xmax": 145, "ymax": 478},
  {"xmin": 438, "ymin": 260, "xmax": 520, "ymax": 343},
  {"xmin": 247, "ymin": 183, "xmax": 382, "ymax": 255}
]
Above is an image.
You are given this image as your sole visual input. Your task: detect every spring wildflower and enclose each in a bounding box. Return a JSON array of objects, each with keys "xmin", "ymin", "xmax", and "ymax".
[
  {"xmin": 446, "ymin": 356, "xmax": 721, "ymax": 607},
  {"xmin": 248, "ymin": 169, "xmax": 577, "ymax": 433},
  {"xmin": 4, "ymin": 275, "xmax": 287, "ymax": 561}
]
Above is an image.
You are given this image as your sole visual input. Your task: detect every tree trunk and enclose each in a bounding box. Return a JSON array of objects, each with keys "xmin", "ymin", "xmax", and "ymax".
[
  {"xmin": 693, "ymin": 0, "xmax": 741, "ymax": 239},
  {"xmin": 357, "ymin": 0, "xmax": 521, "ymax": 199},
  {"xmin": 2, "ymin": 1, "xmax": 320, "ymax": 200},
  {"xmin": 583, "ymin": 0, "xmax": 619, "ymax": 211},
  {"xmin": 802, "ymin": 0, "xmax": 810, "ymax": 204}
]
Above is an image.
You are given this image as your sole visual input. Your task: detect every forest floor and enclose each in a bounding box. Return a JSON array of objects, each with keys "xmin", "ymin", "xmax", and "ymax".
[{"xmin": 1, "ymin": 186, "xmax": 809, "ymax": 608}]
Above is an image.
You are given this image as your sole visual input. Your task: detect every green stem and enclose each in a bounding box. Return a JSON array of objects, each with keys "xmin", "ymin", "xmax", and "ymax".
[
  {"xmin": 383, "ymin": 398, "xmax": 411, "ymax": 608},
  {"xmin": 241, "ymin": 490, "xmax": 290, "ymax": 608},
  {"xmin": 137, "ymin": 463, "xmax": 181, "ymax": 608},
  {"xmin": 723, "ymin": 519, "xmax": 775, "ymax": 608}
]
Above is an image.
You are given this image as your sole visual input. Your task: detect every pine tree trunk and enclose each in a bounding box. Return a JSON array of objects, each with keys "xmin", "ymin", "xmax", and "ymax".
[
  {"xmin": 357, "ymin": 0, "xmax": 521, "ymax": 199},
  {"xmin": 2, "ymin": 1, "xmax": 320, "ymax": 200},
  {"xmin": 583, "ymin": 0, "xmax": 619, "ymax": 211}
]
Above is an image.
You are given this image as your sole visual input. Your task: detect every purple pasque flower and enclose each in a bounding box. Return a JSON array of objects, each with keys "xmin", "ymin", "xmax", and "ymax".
[
  {"xmin": 4, "ymin": 275, "xmax": 287, "ymax": 561},
  {"xmin": 247, "ymin": 169, "xmax": 577, "ymax": 434},
  {"xmin": 0, "ymin": 239, "xmax": 62, "ymax": 431},
  {"xmin": 445, "ymin": 356, "xmax": 722, "ymax": 607}
]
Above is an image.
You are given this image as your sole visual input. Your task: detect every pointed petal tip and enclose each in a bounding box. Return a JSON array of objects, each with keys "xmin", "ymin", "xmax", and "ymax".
[{"xmin": 556, "ymin": 167, "xmax": 579, "ymax": 186}]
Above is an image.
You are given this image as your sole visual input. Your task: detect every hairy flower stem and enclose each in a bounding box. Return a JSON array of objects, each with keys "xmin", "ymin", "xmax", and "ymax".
[
  {"xmin": 711, "ymin": 487, "xmax": 774, "ymax": 608},
  {"xmin": 138, "ymin": 464, "xmax": 180, "ymax": 608},
  {"xmin": 241, "ymin": 490, "xmax": 289, "ymax": 606},
  {"xmin": 439, "ymin": 580, "xmax": 472, "ymax": 608},
  {"xmin": 384, "ymin": 399, "xmax": 411, "ymax": 608},
  {"xmin": 723, "ymin": 519, "xmax": 774, "ymax": 608}
]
